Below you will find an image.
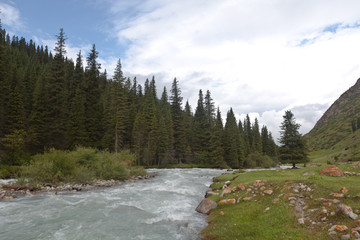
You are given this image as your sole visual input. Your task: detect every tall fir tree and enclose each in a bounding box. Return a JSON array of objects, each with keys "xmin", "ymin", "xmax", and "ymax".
[
  {"xmin": 279, "ymin": 110, "xmax": 308, "ymax": 168},
  {"xmin": 170, "ymin": 78, "xmax": 186, "ymax": 163},
  {"xmin": 224, "ymin": 108, "xmax": 239, "ymax": 168}
]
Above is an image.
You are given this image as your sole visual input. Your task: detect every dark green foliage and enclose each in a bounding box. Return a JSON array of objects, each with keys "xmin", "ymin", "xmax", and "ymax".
[
  {"xmin": 0, "ymin": 27, "xmax": 277, "ymax": 169},
  {"xmin": 279, "ymin": 110, "xmax": 308, "ymax": 168}
]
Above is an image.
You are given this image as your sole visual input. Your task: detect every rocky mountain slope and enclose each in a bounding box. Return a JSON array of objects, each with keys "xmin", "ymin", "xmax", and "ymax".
[{"xmin": 305, "ymin": 78, "xmax": 360, "ymax": 161}]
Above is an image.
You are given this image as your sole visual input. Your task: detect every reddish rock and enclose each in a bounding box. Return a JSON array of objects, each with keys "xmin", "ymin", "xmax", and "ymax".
[
  {"xmin": 281, "ymin": 186, "xmax": 291, "ymax": 192},
  {"xmin": 336, "ymin": 204, "xmax": 358, "ymax": 219},
  {"xmin": 253, "ymin": 180, "xmax": 266, "ymax": 186},
  {"xmin": 329, "ymin": 225, "xmax": 348, "ymax": 232},
  {"xmin": 219, "ymin": 211, "xmax": 225, "ymax": 216},
  {"xmin": 237, "ymin": 183, "xmax": 245, "ymax": 191},
  {"xmin": 220, "ymin": 187, "xmax": 231, "ymax": 197},
  {"xmin": 352, "ymin": 231, "xmax": 360, "ymax": 238},
  {"xmin": 320, "ymin": 166, "xmax": 344, "ymax": 177},
  {"xmin": 283, "ymin": 193, "xmax": 293, "ymax": 199},
  {"xmin": 243, "ymin": 197, "xmax": 252, "ymax": 201},
  {"xmin": 341, "ymin": 187, "xmax": 349, "ymax": 194},
  {"xmin": 264, "ymin": 189, "xmax": 273, "ymax": 195},
  {"xmin": 356, "ymin": 219, "xmax": 360, "ymax": 226},
  {"xmin": 219, "ymin": 199, "xmax": 236, "ymax": 206},
  {"xmin": 324, "ymin": 202, "xmax": 332, "ymax": 207},
  {"xmin": 333, "ymin": 193, "xmax": 344, "ymax": 198}
]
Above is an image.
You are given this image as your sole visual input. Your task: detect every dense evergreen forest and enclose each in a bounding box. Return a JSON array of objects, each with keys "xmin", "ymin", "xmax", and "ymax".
[{"xmin": 0, "ymin": 27, "xmax": 278, "ymax": 169}]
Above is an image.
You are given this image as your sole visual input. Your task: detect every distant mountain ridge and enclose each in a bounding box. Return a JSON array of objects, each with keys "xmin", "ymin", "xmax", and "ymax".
[{"xmin": 306, "ymin": 78, "xmax": 360, "ymax": 155}]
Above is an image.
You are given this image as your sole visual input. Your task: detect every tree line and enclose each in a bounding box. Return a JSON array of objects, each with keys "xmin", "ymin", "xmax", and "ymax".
[{"xmin": 0, "ymin": 27, "xmax": 278, "ymax": 168}]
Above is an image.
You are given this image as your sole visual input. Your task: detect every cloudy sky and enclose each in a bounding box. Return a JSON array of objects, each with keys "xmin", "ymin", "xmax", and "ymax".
[{"xmin": 1, "ymin": 0, "xmax": 360, "ymax": 141}]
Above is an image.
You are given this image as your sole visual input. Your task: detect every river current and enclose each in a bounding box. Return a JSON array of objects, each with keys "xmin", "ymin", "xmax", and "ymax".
[{"xmin": 0, "ymin": 168, "xmax": 225, "ymax": 240}]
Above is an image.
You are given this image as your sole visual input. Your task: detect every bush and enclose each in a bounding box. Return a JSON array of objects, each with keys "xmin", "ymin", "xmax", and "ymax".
[{"xmin": 21, "ymin": 147, "xmax": 143, "ymax": 185}]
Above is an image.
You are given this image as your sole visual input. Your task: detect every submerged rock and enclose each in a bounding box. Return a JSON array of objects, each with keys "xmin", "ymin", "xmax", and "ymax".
[{"xmin": 196, "ymin": 198, "xmax": 217, "ymax": 214}]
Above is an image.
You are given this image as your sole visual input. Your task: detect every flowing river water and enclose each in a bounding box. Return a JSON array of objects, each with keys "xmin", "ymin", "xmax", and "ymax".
[{"xmin": 0, "ymin": 168, "xmax": 226, "ymax": 240}]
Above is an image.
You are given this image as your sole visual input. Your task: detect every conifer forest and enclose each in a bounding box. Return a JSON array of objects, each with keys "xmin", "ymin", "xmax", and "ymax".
[{"xmin": 0, "ymin": 28, "xmax": 278, "ymax": 169}]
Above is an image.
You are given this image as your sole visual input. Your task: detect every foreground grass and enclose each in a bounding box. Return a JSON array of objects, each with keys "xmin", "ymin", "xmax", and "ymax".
[
  {"xmin": 200, "ymin": 163, "xmax": 360, "ymax": 240},
  {"xmin": 18, "ymin": 147, "xmax": 146, "ymax": 186}
]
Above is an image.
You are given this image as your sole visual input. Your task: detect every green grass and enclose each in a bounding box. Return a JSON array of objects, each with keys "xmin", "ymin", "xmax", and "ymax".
[{"xmin": 200, "ymin": 163, "xmax": 360, "ymax": 240}]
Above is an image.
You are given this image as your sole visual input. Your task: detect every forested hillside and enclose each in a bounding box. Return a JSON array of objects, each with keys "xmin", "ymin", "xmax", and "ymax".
[{"xmin": 0, "ymin": 27, "xmax": 278, "ymax": 168}]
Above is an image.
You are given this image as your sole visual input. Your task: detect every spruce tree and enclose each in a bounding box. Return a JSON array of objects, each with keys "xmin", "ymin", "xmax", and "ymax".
[
  {"xmin": 44, "ymin": 28, "xmax": 67, "ymax": 149},
  {"xmin": 224, "ymin": 108, "xmax": 239, "ymax": 168},
  {"xmin": 209, "ymin": 107, "xmax": 226, "ymax": 168},
  {"xmin": 84, "ymin": 44, "xmax": 103, "ymax": 148},
  {"xmin": 279, "ymin": 110, "xmax": 308, "ymax": 168},
  {"xmin": 170, "ymin": 78, "xmax": 186, "ymax": 163}
]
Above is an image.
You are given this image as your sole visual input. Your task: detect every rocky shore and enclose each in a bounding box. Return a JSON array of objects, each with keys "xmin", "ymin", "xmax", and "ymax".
[{"xmin": 0, "ymin": 173, "xmax": 157, "ymax": 201}]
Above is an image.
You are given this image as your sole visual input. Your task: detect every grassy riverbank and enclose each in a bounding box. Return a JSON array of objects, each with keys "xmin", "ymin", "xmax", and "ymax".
[
  {"xmin": 200, "ymin": 162, "xmax": 360, "ymax": 239},
  {"xmin": 13, "ymin": 147, "xmax": 146, "ymax": 186}
]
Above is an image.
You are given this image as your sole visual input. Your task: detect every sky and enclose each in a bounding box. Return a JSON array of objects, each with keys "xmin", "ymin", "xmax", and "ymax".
[{"xmin": 1, "ymin": 0, "xmax": 360, "ymax": 142}]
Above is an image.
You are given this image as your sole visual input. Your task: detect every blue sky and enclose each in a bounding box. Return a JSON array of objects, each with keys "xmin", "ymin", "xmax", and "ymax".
[{"xmin": 2, "ymin": 0, "xmax": 360, "ymax": 141}]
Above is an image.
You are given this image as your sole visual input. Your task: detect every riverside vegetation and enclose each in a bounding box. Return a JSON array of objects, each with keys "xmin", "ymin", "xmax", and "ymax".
[{"xmin": 199, "ymin": 162, "xmax": 360, "ymax": 240}]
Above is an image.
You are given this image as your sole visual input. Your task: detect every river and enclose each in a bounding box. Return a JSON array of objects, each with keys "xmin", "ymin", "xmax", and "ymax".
[{"xmin": 0, "ymin": 168, "xmax": 225, "ymax": 240}]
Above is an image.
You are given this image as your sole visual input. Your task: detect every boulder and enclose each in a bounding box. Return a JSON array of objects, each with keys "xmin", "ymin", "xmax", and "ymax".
[
  {"xmin": 320, "ymin": 166, "xmax": 344, "ymax": 176},
  {"xmin": 219, "ymin": 199, "xmax": 236, "ymax": 205},
  {"xmin": 196, "ymin": 198, "xmax": 217, "ymax": 214},
  {"xmin": 336, "ymin": 204, "xmax": 358, "ymax": 220}
]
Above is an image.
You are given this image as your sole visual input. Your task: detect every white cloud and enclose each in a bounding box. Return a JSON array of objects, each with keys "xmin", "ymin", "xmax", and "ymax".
[
  {"xmin": 104, "ymin": 0, "xmax": 360, "ymax": 136},
  {"xmin": 0, "ymin": 2, "xmax": 23, "ymax": 30}
]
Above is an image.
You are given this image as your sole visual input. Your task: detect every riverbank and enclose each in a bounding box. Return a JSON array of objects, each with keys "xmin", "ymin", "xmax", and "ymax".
[
  {"xmin": 198, "ymin": 162, "xmax": 360, "ymax": 239},
  {"xmin": 0, "ymin": 173, "xmax": 157, "ymax": 201}
]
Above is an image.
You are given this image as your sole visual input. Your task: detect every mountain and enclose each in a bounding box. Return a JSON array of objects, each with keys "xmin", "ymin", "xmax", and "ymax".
[{"xmin": 305, "ymin": 78, "xmax": 360, "ymax": 161}]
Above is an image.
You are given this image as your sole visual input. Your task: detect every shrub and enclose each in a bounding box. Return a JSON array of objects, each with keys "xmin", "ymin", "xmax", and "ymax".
[{"xmin": 244, "ymin": 152, "xmax": 277, "ymax": 168}]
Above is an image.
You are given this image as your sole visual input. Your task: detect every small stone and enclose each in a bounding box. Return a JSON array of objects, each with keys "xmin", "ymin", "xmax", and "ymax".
[
  {"xmin": 220, "ymin": 187, "xmax": 231, "ymax": 197},
  {"xmin": 237, "ymin": 183, "xmax": 245, "ymax": 191},
  {"xmin": 328, "ymin": 231, "xmax": 337, "ymax": 238},
  {"xmin": 264, "ymin": 189, "xmax": 273, "ymax": 195},
  {"xmin": 298, "ymin": 218, "xmax": 305, "ymax": 224},
  {"xmin": 264, "ymin": 207, "xmax": 270, "ymax": 213},
  {"xmin": 243, "ymin": 197, "xmax": 252, "ymax": 201},
  {"xmin": 335, "ymin": 225, "xmax": 348, "ymax": 232},
  {"xmin": 341, "ymin": 234, "xmax": 351, "ymax": 240},
  {"xmin": 324, "ymin": 202, "xmax": 332, "ymax": 207},
  {"xmin": 219, "ymin": 211, "xmax": 225, "ymax": 216},
  {"xmin": 349, "ymin": 212, "xmax": 358, "ymax": 220},
  {"xmin": 356, "ymin": 219, "xmax": 360, "ymax": 226},
  {"xmin": 341, "ymin": 187, "xmax": 349, "ymax": 194},
  {"xmin": 321, "ymin": 217, "xmax": 327, "ymax": 221},
  {"xmin": 321, "ymin": 208, "xmax": 328, "ymax": 214},
  {"xmin": 283, "ymin": 193, "xmax": 293, "ymax": 199},
  {"xmin": 219, "ymin": 199, "xmax": 236, "ymax": 205},
  {"xmin": 351, "ymin": 231, "xmax": 360, "ymax": 238},
  {"xmin": 224, "ymin": 181, "xmax": 231, "ymax": 186},
  {"xmin": 332, "ymin": 199, "xmax": 340, "ymax": 204},
  {"xmin": 272, "ymin": 198, "xmax": 279, "ymax": 204},
  {"xmin": 330, "ymin": 212, "xmax": 335, "ymax": 216},
  {"xmin": 333, "ymin": 193, "xmax": 344, "ymax": 198},
  {"xmin": 237, "ymin": 197, "xmax": 242, "ymax": 203}
]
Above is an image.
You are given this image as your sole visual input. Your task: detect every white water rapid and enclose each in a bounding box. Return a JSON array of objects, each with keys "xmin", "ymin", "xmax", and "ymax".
[{"xmin": 0, "ymin": 168, "xmax": 225, "ymax": 240}]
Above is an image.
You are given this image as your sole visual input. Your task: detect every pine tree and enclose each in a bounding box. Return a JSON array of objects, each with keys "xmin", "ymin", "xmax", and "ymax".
[
  {"xmin": 252, "ymin": 118, "xmax": 262, "ymax": 153},
  {"xmin": 209, "ymin": 107, "xmax": 226, "ymax": 168},
  {"xmin": 112, "ymin": 59, "xmax": 127, "ymax": 153},
  {"xmin": 279, "ymin": 110, "xmax": 308, "ymax": 168},
  {"xmin": 170, "ymin": 78, "xmax": 186, "ymax": 164},
  {"xmin": 44, "ymin": 28, "xmax": 67, "ymax": 149},
  {"xmin": 67, "ymin": 51, "xmax": 86, "ymax": 148},
  {"xmin": 84, "ymin": 44, "xmax": 103, "ymax": 148},
  {"xmin": 193, "ymin": 90, "xmax": 209, "ymax": 163},
  {"xmin": 224, "ymin": 108, "xmax": 239, "ymax": 168}
]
